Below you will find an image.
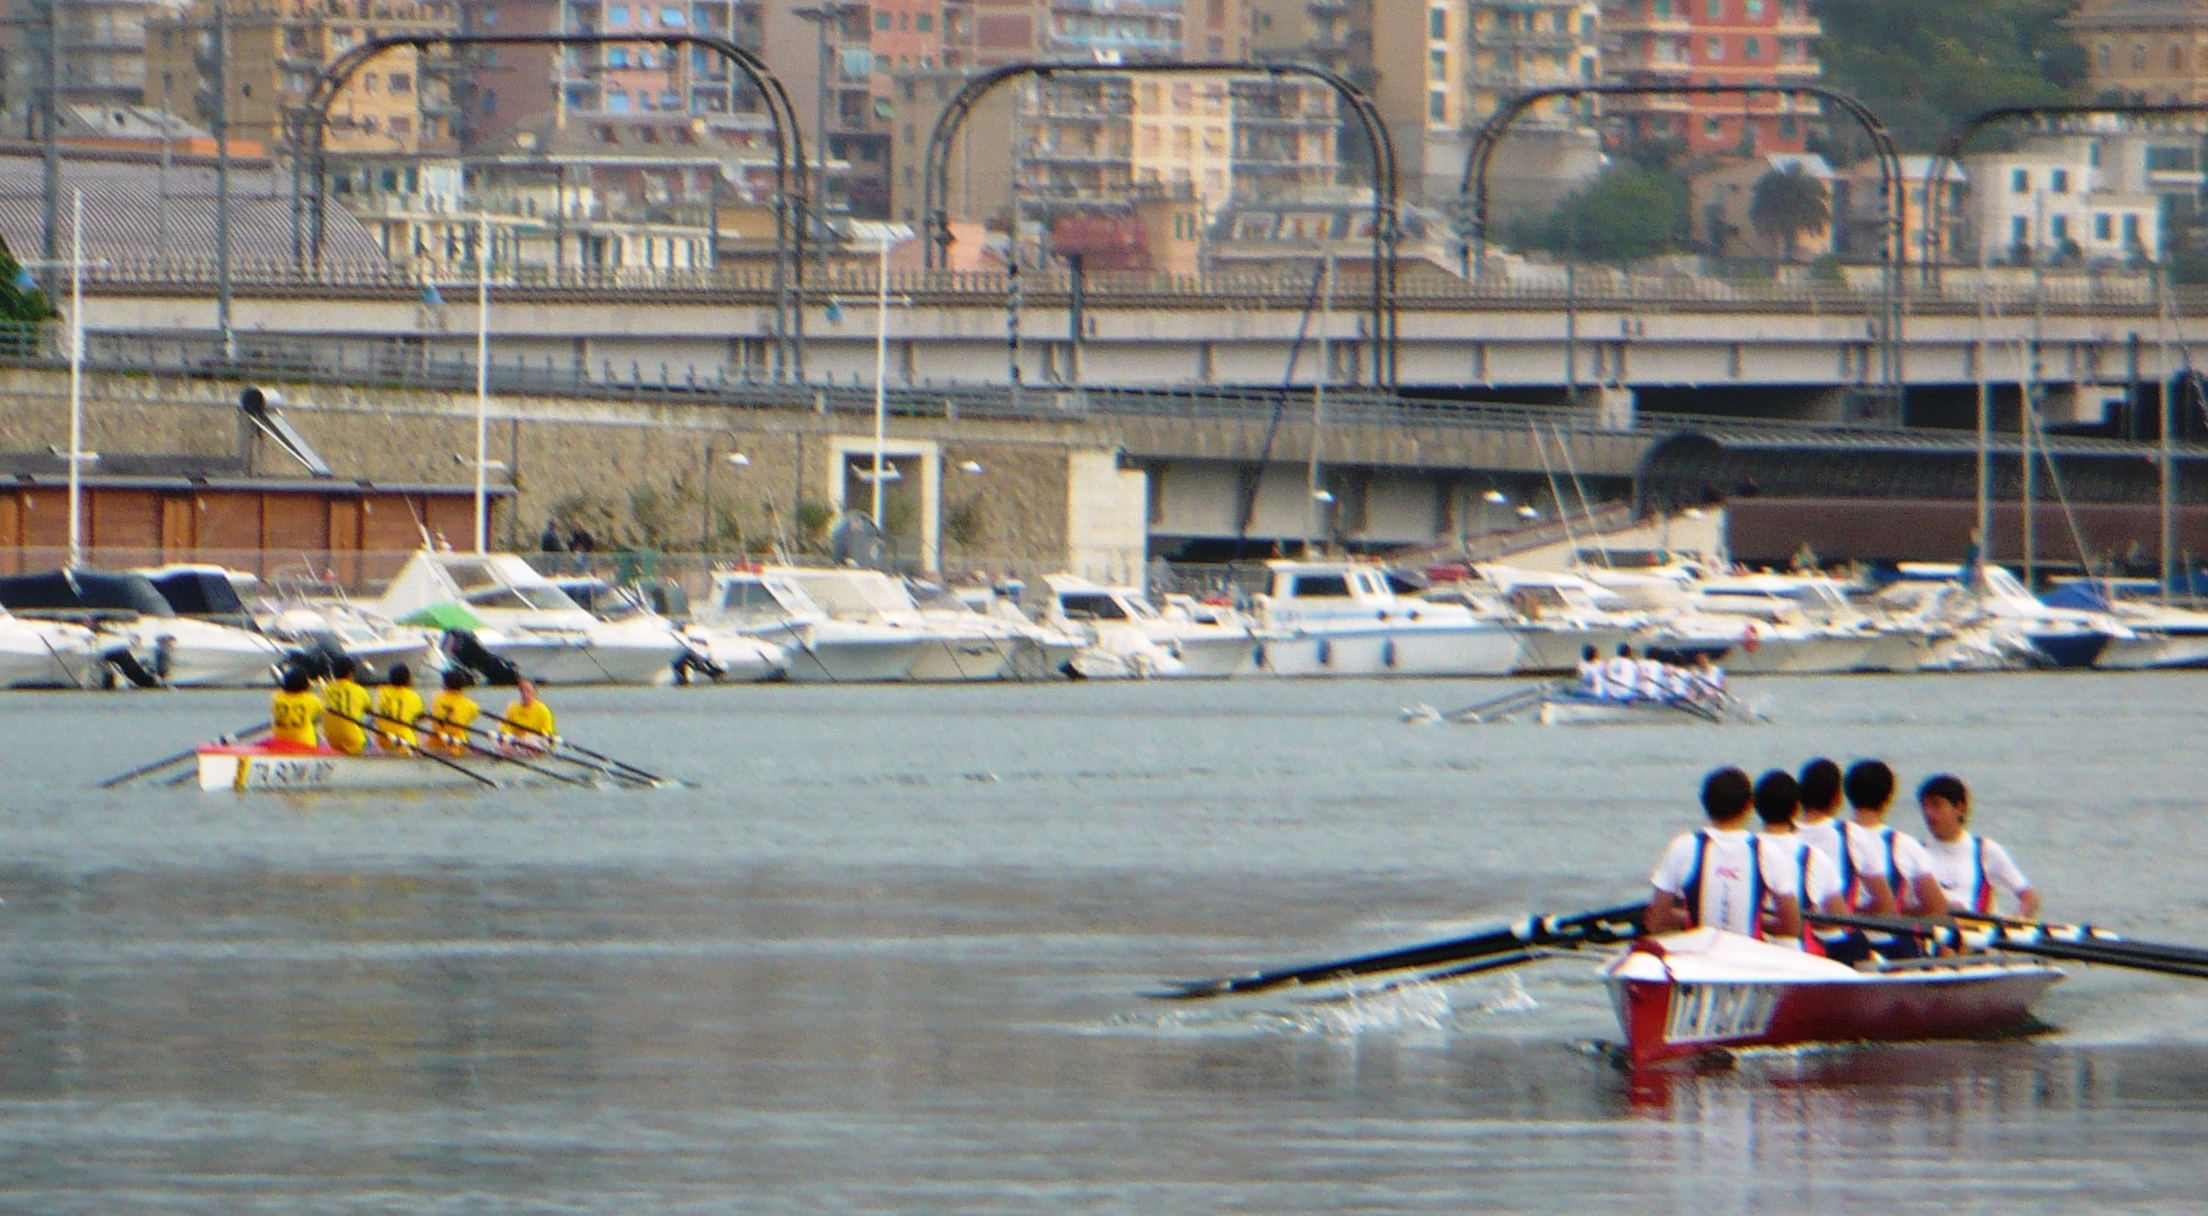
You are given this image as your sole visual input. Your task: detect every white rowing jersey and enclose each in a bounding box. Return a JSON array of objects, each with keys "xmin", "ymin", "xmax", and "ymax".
[
  {"xmin": 1763, "ymin": 831, "xmax": 1844, "ymax": 913},
  {"xmin": 1923, "ymin": 832, "xmax": 2032, "ymax": 915},
  {"xmin": 1637, "ymin": 658, "xmax": 1668, "ymax": 699},
  {"xmin": 1798, "ymin": 818, "xmax": 1889, "ymax": 909},
  {"xmin": 1578, "ymin": 659, "xmax": 1604, "ymax": 697},
  {"xmin": 1605, "ymin": 656, "xmax": 1640, "ymax": 699},
  {"xmin": 1651, "ymin": 827, "xmax": 1802, "ymax": 939},
  {"xmin": 1852, "ymin": 821, "xmax": 1938, "ymax": 905}
]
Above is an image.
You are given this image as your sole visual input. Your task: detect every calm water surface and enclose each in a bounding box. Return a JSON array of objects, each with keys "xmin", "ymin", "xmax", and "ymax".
[{"xmin": 3, "ymin": 674, "xmax": 2208, "ymax": 1213}]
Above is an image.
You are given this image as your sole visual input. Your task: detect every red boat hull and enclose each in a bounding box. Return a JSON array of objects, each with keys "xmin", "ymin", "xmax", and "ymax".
[{"xmin": 1606, "ymin": 933, "xmax": 2063, "ymax": 1067}]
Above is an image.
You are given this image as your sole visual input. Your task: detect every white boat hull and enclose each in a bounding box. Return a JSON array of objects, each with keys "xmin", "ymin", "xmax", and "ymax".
[
  {"xmin": 1256, "ymin": 625, "xmax": 1521, "ymax": 678},
  {"xmin": 1537, "ymin": 694, "xmax": 1721, "ymax": 726},
  {"xmin": 478, "ymin": 632, "xmax": 686, "ymax": 686},
  {"xmin": 0, "ymin": 623, "xmax": 104, "ymax": 688},
  {"xmin": 778, "ymin": 631, "xmax": 930, "ymax": 683},
  {"xmin": 198, "ymin": 748, "xmax": 496, "ymax": 792}
]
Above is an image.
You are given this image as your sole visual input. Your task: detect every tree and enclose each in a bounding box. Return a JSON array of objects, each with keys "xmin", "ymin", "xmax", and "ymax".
[
  {"xmin": 1748, "ymin": 164, "xmax": 1832, "ymax": 262},
  {"xmin": 0, "ymin": 234, "xmax": 53, "ymax": 355},
  {"xmin": 1508, "ymin": 167, "xmax": 1689, "ymax": 265},
  {"xmin": 1814, "ymin": 0, "xmax": 2084, "ymax": 155}
]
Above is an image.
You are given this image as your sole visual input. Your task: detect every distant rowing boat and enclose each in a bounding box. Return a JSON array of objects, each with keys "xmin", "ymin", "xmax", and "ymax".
[{"xmin": 1535, "ymin": 690, "xmax": 1730, "ymax": 726}]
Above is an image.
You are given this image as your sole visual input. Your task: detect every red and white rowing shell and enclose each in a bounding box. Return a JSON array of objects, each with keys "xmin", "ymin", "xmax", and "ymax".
[
  {"xmin": 197, "ymin": 743, "xmax": 493, "ymax": 792},
  {"xmin": 1603, "ymin": 928, "xmax": 2064, "ymax": 1067}
]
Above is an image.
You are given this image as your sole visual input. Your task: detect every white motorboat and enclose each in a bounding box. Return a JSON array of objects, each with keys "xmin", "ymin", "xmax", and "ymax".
[
  {"xmin": 1042, "ymin": 574, "xmax": 1256, "ymax": 679},
  {"xmin": 0, "ymin": 605, "xmax": 103, "ymax": 688},
  {"xmin": 771, "ymin": 566, "xmax": 1072, "ymax": 682},
  {"xmin": 911, "ymin": 578, "xmax": 1085, "ymax": 681},
  {"xmin": 0, "ymin": 568, "xmax": 283, "ymax": 687},
  {"xmin": 1637, "ymin": 574, "xmax": 1915, "ymax": 674},
  {"xmin": 1468, "ymin": 565, "xmax": 1650, "ymax": 675},
  {"xmin": 550, "ymin": 576, "xmax": 784, "ymax": 683},
  {"xmin": 367, "ymin": 550, "xmax": 687, "ymax": 686},
  {"xmin": 1249, "ymin": 562, "xmax": 1521, "ymax": 677},
  {"xmin": 2042, "ymin": 581, "xmax": 2208, "ymax": 670},
  {"xmin": 692, "ymin": 570, "xmax": 926, "ymax": 683}
]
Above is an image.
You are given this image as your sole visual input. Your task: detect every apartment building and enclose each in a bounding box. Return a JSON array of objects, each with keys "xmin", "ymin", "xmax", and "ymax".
[
  {"xmin": 451, "ymin": 0, "xmax": 761, "ymax": 154},
  {"xmin": 1602, "ymin": 0, "xmax": 1819, "ymax": 157},
  {"xmin": 0, "ymin": 0, "xmax": 178, "ymax": 128},
  {"xmin": 1965, "ymin": 134, "xmax": 2173, "ymax": 267},
  {"xmin": 143, "ymin": 0, "xmax": 459, "ymax": 154},
  {"xmin": 2066, "ymin": 0, "xmax": 2208, "ymax": 106}
]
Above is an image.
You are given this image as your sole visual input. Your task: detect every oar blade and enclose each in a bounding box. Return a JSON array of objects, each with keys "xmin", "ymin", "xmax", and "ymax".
[{"xmin": 1148, "ymin": 902, "xmax": 1648, "ymax": 1002}]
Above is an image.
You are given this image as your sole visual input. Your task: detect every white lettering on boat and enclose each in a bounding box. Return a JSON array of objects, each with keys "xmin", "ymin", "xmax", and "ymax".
[
  {"xmin": 243, "ymin": 758, "xmax": 342, "ymax": 789},
  {"xmin": 1664, "ymin": 982, "xmax": 1781, "ymax": 1044}
]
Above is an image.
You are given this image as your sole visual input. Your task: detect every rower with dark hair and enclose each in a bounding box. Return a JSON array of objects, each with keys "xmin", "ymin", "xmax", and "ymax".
[
  {"xmin": 1577, "ymin": 644, "xmax": 1605, "ymax": 699},
  {"xmin": 1647, "ymin": 766, "xmax": 1802, "ymax": 940},
  {"xmin": 1605, "ymin": 643, "xmax": 1640, "ymax": 704},
  {"xmin": 1753, "ymin": 769, "xmax": 1845, "ymax": 950},
  {"xmin": 270, "ymin": 665, "xmax": 325, "ymax": 750},
  {"xmin": 429, "ymin": 668, "xmax": 482, "ymax": 756},
  {"xmin": 1918, "ymin": 774, "xmax": 2041, "ymax": 920},
  {"xmin": 372, "ymin": 663, "xmax": 424, "ymax": 753},
  {"xmin": 1846, "ymin": 759, "xmax": 1948, "ymax": 959},
  {"xmin": 319, "ymin": 655, "xmax": 372, "ymax": 757}
]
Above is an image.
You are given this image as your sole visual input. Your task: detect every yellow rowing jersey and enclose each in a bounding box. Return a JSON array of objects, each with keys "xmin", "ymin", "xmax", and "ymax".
[
  {"xmin": 501, "ymin": 699, "xmax": 556, "ymax": 741},
  {"xmin": 429, "ymin": 689, "xmax": 480, "ymax": 751},
  {"xmin": 270, "ymin": 688, "xmax": 324, "ymax": 747},
  {"xmin": 372, "ymin": 685, "xmax": 425, "ymax": 750},
  {"xmin": 320, "ymin": 678, "xmax": 372, "ymax": 755}
]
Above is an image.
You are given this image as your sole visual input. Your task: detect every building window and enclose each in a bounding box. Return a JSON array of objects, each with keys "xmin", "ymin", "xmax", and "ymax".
[
  {"xmin": 2124, "ymin": 213, "xmax": 2142, "ymax": 245},
  {"xmin": 874, "ymin": 10, "xmax": 889, "ymax": 29},
  {"xmin": 1430, "ymin": 48, "xmax": 1447, "ymax": 80},
  {"xmin": 2010, "ymin": 215, "xmax": 2028, "ymax": 247},
  {"xmin": 2173, "ymin": 44, "xmax": 2186, "ymax": 72},
  {"xmin": 1705, "ymin": 115, "xmax": 1721, "ymax": 136},
  {"xmin": 2095, "ymin": 213, "xmax": 2113, "ymax": 241},
  {"xmin": 1746, "ymin": 0, "xmax": 1762, "ymax": 15},
  {"xmin": 2011, "ymin": 168, "xmax": 2029, "ymax": 194},
  {"xmin": 1706, "ymin": 0, "xmax": 1722, "ymax": 16},
  {"xmin": 1743, "ymin": 36, "xmax": 1760, "ymax": 59},
  {"xmin": 916, "ymin": 12, "xmax": 932, "ymax": 31},
  {"xmin": 480, "ymin": 89, "xmax": 494, "ymax": 113},
  {"xmin": 2097, "ymin": 43, "xmax": 2111, "ymax": 70},
  {"xmin": 608, "ymin": 47, "xmax": 628, "ymax": 67},
  {"xmin": 389, "ymin": 72, "xmax": 411, "ymax": 92},
  {"xmin": 608, "ymin": 5, "xmax": 628, "ymax": 24},
  {"xmin": 1429, "ymin": 89, "xmax": 1446, "ymax": 122},
  {"xmin": 1706, "ymin": 36, "xmax": 1722, "ymax": 60},
  {"xmin": 2134, "ymin": 43, "xmax": 2147, "ymax": 69},
  {"xmin": 1429, "ymin": 5, "xmax": 1445, "ymax": 39},
  {"xmin": 662, "ymin": 6, "xmax": 683, "ymax": 24},
  {"xmin": 2051, "ymin": 168, "xmax": 2069, "ymax": 193},
  {"xmin": 607, "ymin": 90, "xmax": 629, "ymax": 112}
]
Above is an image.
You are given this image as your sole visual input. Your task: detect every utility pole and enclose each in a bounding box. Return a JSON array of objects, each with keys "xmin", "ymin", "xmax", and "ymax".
[
  {"xmin": 213, "ymin": 0, "xmax": 234, "ymax": 360},
  {"xmin": 39, "ymin": 0, "xmax": 60, "ymax": 300}
]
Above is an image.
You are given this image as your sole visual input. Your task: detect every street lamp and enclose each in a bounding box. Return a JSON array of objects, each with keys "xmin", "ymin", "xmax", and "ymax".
[
  {"xmin": 472, "ymin": 212, "xmax": 492, "ymax": 554},
  {"xmin": 855, "ymin": 223, "xmax": 915, "ymax": 528},
  {"xmin": 19, "ymin": 190, "xmax": 107, "ymax": 569},
  {"xmin": 701, "ymin": 443, "xmax": 751, "ymax": 553}
]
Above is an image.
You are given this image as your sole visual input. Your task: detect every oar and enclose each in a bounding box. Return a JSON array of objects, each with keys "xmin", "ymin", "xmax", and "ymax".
[
  {"xmin": 1150, "ymin": 902, "xmax": 1647, "ymax": 1000},
  {"xmin": 487, "ymin": 713, "xmax": 677, "ymax": 787},
  {"xmin": 1404, "ymin": 682, "xmax": 1559, "ymax": 725},
  {"xmin": 334, "ymin": 709, "xmax": 500, "ymax": 789},
  {"xmin": 356, "ymin": 707, "xmax": 572, "ymax": 788},
  {"xmin": 98, "ymin": 720, "xmax": 272, "ymax": 788},
  {"xmin": 1806, "ymin": 910, "xmax": 2208, "ymax": 979}
]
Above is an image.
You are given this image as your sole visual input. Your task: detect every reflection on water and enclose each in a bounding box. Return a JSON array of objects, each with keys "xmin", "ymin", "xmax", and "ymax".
[{"xmin": 4, "ymin": 676, "xmax": 2208, "ymax": 1211}]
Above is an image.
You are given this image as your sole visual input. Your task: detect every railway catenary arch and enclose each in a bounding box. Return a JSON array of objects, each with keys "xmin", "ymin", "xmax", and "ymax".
[
  {"xmin": 293, "ymin": 32, "xmax": 811, "ymax": 381},
  {"xmin": 920, "ymin": 60, "xmax": 1402, "ymax": 390},
  {"xmin": 1459, "ymin": 83, "xmax": 1906, "ymax": 419}
]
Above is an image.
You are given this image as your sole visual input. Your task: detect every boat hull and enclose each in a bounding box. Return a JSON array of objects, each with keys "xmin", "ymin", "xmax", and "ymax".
[
  {"xmin": 779, "ymin": 634, "xmax": 930, "ymax": 683},
  {"xmin": 1537, "ymin": 693, "xmax": 1719, "ymax": 726},
  {"xmin": 1605, "ymin": 931, "xmax": 2062, "ymax": 1068},
  {"xmin": 1256, "ymin": 625, "xmax": 1520, "ymax": 678},
  {"xmin": 197, "ymin": 745, "xmax": 497, "ymax": 791}
]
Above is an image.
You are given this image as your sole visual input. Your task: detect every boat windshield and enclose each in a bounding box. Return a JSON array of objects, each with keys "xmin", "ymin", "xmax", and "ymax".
[
  {"xmin": 1059, "ymin": 592, "xmax": 1129, "ymax": 621},
  {"xmin": 465, "ymin": 585, "xmax": 582, "ymax": 612},
  {"xmin": 1289, "ymin": 574, "xmax": 1352, "ymax": 598},
  {"xmin": 718, "ymin": 579, "xmax": 795, "ymax": 624},
  {"xmin": 786, "ymin": 572, "xmax": 911, "ymax": 617}
]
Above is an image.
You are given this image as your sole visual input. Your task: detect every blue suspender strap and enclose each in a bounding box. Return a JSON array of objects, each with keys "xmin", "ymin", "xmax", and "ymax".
[
  {"xmin": 1681, "ymin": 830, "xmax": 1709, "ymax": 929},
  {"xmin": 1837, "ymin": 827, "xmax": 1857, "ymax": 904},
  {"xmin": 1746, "ymin": 836, "xmax": 1764, "ymax": 941}
]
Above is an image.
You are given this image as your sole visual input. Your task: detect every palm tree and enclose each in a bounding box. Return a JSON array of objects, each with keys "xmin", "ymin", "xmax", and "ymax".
[{"xmin": 1748, "ymin": 163, "xmax": 1832, "ymax": 263}]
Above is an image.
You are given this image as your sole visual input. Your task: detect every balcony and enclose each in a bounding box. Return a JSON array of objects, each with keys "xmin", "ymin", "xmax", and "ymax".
[{"xmin": 1485, "ymin": 27, "xmax": 1582, "ymax": 52}]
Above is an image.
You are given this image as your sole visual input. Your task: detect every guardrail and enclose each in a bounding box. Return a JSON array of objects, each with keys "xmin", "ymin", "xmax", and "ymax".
[{"xmin": 56, "ymin": 256, "xmax": 2196, "ymax": 313}]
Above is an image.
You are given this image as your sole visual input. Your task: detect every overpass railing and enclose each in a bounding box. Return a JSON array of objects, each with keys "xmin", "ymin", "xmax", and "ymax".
[{"xmin": 64, "ymin": 258, "xmax": 2185, "ymax": 312}]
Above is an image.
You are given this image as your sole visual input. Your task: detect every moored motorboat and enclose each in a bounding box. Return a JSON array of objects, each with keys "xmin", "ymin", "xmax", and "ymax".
[
  {"xmin": 367, "ymin": 550, "xmax": 688, "ymax": 685},
  {"xmin": 1602, "ymin": 928, "xmax": 2063, "ymax": 1068},
  {"xmin": 0, "ymin": 605, "xmax": 104, "ymax": 688},
  {"xmin": 0, "ymin": 568, "xmax": 283, "ymax": 687},
  {"xmin": 693, "ymin": 570, "xmax": 926, "ymax": 683},
  {"xmin": 1043, "ymin": 573, "xmax": 1255, "ymax": 679},
  {"xmin": 1252, "ymin": 561, "xmax": 1521, "ymax": 677}
]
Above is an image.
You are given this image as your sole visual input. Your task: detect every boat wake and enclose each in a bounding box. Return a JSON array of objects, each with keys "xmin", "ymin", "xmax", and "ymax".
[{"xmin": 1101, "ymin": 973, "xmax": 1543, "ymax": 1038}]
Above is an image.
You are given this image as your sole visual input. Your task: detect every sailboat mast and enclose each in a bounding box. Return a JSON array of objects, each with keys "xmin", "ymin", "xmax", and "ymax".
[
  {"xmin": 1976, "ymin": 234, "xmax": 1993, "ymax": 562},
  {"xmin": 2160, "ymin": 265, "xmax": 2178, "ymax": 604}
]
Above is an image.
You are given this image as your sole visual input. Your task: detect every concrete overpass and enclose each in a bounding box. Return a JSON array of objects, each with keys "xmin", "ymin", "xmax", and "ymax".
[{"xmin": 68, "ymin": 265, "xmax": 2208, "ymax": 430}]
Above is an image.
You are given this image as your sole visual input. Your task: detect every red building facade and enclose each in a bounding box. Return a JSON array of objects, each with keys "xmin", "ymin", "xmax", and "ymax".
[{"xmin": 1603, "ymin": 0, "xmax": 1821, "ymax": 156}]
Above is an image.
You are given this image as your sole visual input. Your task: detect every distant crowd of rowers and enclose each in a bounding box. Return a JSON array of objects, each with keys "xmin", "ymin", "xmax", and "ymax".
[
  {"xmin": 266, "ymin": 657, "xmax": 558, "ymax": 758},
  {"xmin": 1649, "ymin": 758, "xmax": 2038, "ymax": 964},
  {"xmin": 1574, "ymin": 643, "xmax": 1728, "ymax": 705}
]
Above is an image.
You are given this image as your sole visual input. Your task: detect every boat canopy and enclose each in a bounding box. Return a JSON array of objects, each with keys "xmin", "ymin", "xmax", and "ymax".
[{"xmin": 0, "ymin": 569, "xmax": 175, "ymax": 617}]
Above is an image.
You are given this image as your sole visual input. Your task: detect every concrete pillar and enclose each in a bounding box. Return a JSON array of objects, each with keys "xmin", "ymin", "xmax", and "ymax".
[{"xmin": 1593, "ymin": 386, "xmax": 1636, "ymax": 432}]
